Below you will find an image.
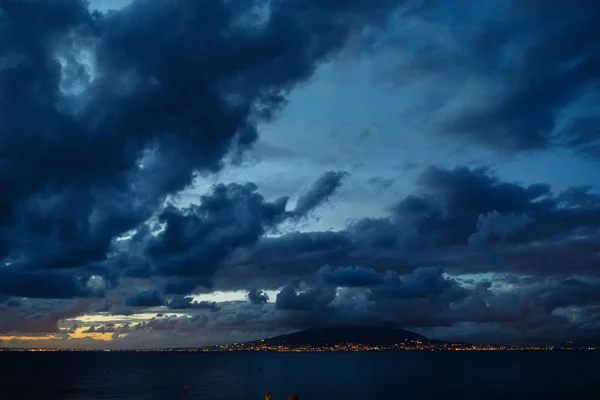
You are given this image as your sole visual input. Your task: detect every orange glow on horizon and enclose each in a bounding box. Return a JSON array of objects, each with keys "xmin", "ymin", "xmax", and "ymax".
[
  {"xmin": 0, "ymin": 328, "xmax": 120, "ymax": 346},
  {"xmin": 68, "ymin": 328, "xmax": 115, "ymax": 342}
]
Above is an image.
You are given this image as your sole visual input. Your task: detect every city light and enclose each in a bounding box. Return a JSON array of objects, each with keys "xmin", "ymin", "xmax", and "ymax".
[{"xmin": 2, "ymin": 341, "xmax": 596, "ymax": 353}]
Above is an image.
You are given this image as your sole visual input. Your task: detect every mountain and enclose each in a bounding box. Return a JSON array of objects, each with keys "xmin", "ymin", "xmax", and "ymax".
[{"xmin": 251, "ymin": 326, "xmax": 443, "ymax": 346}]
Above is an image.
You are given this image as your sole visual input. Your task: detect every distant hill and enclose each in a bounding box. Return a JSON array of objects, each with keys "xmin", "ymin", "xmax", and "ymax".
[{"xmin": 250, "ymin": 326, "xmax": 443, "ymax": 346}]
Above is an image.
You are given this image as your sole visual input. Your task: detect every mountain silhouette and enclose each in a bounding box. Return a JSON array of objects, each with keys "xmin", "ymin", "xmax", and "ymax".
[{"xmin": 252, "ymin": 326, "xmax": 443, "ymax": 346}]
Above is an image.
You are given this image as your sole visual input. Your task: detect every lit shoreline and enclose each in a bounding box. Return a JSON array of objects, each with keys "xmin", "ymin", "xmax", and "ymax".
[{"xmin": 2, "ymin": 342, "xmax": 598, "ymax": 353}]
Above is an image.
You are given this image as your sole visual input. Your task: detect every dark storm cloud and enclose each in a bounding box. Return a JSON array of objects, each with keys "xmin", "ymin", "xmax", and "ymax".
[
  {"xmin": 144, "ymin": 182, "xmax": 290, "ymax": 280},
  {"xmin": 225, "ymin": 165, "xmax": 600, "ymax": 290},
  {"xmin": 275, "ymin": 280, "xmax": 336, "ymax": 311},
  {"xmin": 233, "ymin": 266, "xmax": 600, "ymax": 343},
  {"xmin": 217, "ymin": 230, "xmax": 355, "ymax": 290},
  {"xmin": 86, "ymin": 166, "xmax": 600, "ymax": 343},
  {"xmin": 0, "ymin": 268, "xmax": 102, "ymax": 299},
  {"xmin": 293, "ymin": 171, "xmax": 348, "ymax": 216},
  {"xmin": 317, "ymin": 265, "xmax": 383, "ymax": 287},
  {"xmin": 166, "ymin": 296, "xmax": 219, "ymax": 311},
  {"xmin": 382, "ymin": 165, "xmax": 600, "ymax": 262},
  {"xmin": 4, "ymin": 0, "xmax": 600, "ymax": 346},
  {"xmin": 247, "ymin": 289, "xmax": 269, "ymax": 305},
  {"xmin": 161, "ymin": 279, "xmax": 208, "ymax": 296},
  {"xmin": 393, "ymin": 0, "xmax": 600, "ymax": 156},
  {"xmin": 0, "ymin": 299, "xmax": 90, "ymax": 334},
  {"xmin": 272, "ymin": 266, "xmax": 470, "ymax": 328},
  {"xmin": 124, "ymin": 290, "xmax": 163, "ymax": 307},
  {"xmin": 136, "ymin": 170, "xmax": 349, "ymax": 294},
  {"xmin": 92, "ymin": 265, "xmax": 600, "ymax": 345},
  {"xmin": 468, "ymin": 211, "xmax": 532, "ymax": 248},
  {"xmin": 368, "ymin": 267, "xmax": 468, "ymax": 303},
  {"xmin": 0, "ymin": 0, "xmax": 407, "ymax": 299},
  {"xmin": 241, "ymin": 231, "xmax": 353, "ymax": 272},
  {"xmin": 487, "ymin": 237, "xmax": 600, "ymax": 277}
]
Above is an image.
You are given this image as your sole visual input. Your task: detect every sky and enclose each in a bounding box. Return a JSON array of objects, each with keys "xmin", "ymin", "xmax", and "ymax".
[{"xmin": 1, "ymin": 0, "xmax": 600, "ymax": 349}]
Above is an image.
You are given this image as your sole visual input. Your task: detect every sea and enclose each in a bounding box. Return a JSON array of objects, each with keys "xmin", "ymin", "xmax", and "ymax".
[{"xmin": 1, "ymin": 351, "xmax": 599, "ymax": 399}]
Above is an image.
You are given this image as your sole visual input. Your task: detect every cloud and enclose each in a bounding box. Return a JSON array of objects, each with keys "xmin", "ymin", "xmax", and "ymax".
[
  {"xmin": 124, "ymin": 290, "xmax": 163, "ymax": 307},
  {"xmin": 367, "ymin": 176, "xmax": 395, "ymax": 191},
  {"xmin": 159, "ymin": 277, "xmax": 211, "ymax": 296},
  {"xmin": 143, "ymin": 183, "xmax": 290, "ymax": 281},
  {"xmin": 224, "ymin": 165, "xmax": 600, "ymax": 291},
  {"xmin": 390, "ymin": 0, "xmax": 600, "ymax": 157},
  {"xmin": 317, "ymin": 265, "xmax": 383, "ymax": 287},
  {"xmin": 166, "ymin": 296, "xmax": 218, "ymax": 311},
  {"xmin": 127, "ymin": 169, "xmax": 351, "ymax": 294},
  {"xmin": 0, "ymin": 268, "xmax": 103, "ymax": 299},
  {"xmin": 0, "ymin": 299, "xmax": 90, "ymax": 334},
  {"xmin": 275, "ymin": 280, "xmax": 336, "ymax": 311},
  {"xmin": 369, "ymin": 267, "xmax": 468, "ymax": 303},
  {"xmin": 260, "ymin": 267, "xmax": 600, "ymax": 343},
  {"xmin": 247, "ymin": 289, "xmax": 269, "ymax": 305},
  {"xmin": 3, "ymin": 0, "xmax": 600, "ymax": 346},
  {"xmin": 468, "ymin": 211, "xmax": 533, "ymax": 248},
  {"xmin": 83, "ymin": 323, "xmax": 117, "ymax": 334},
  {"xmin": 0, "ymin": 0, "xmax": 405, "ymax": 299},
  {"xmin": 293, "ymin": 171, "xmax": 348, "ymax": 216},
  {"xmin": 26, "ymin": 263, "xmax": 600, "ymax": 346}
]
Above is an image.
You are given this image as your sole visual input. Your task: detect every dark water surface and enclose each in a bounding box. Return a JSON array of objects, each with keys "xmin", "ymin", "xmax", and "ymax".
[{"xmin": 1, "ymin": 351, "xmax": 599, "ymax": 399}]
